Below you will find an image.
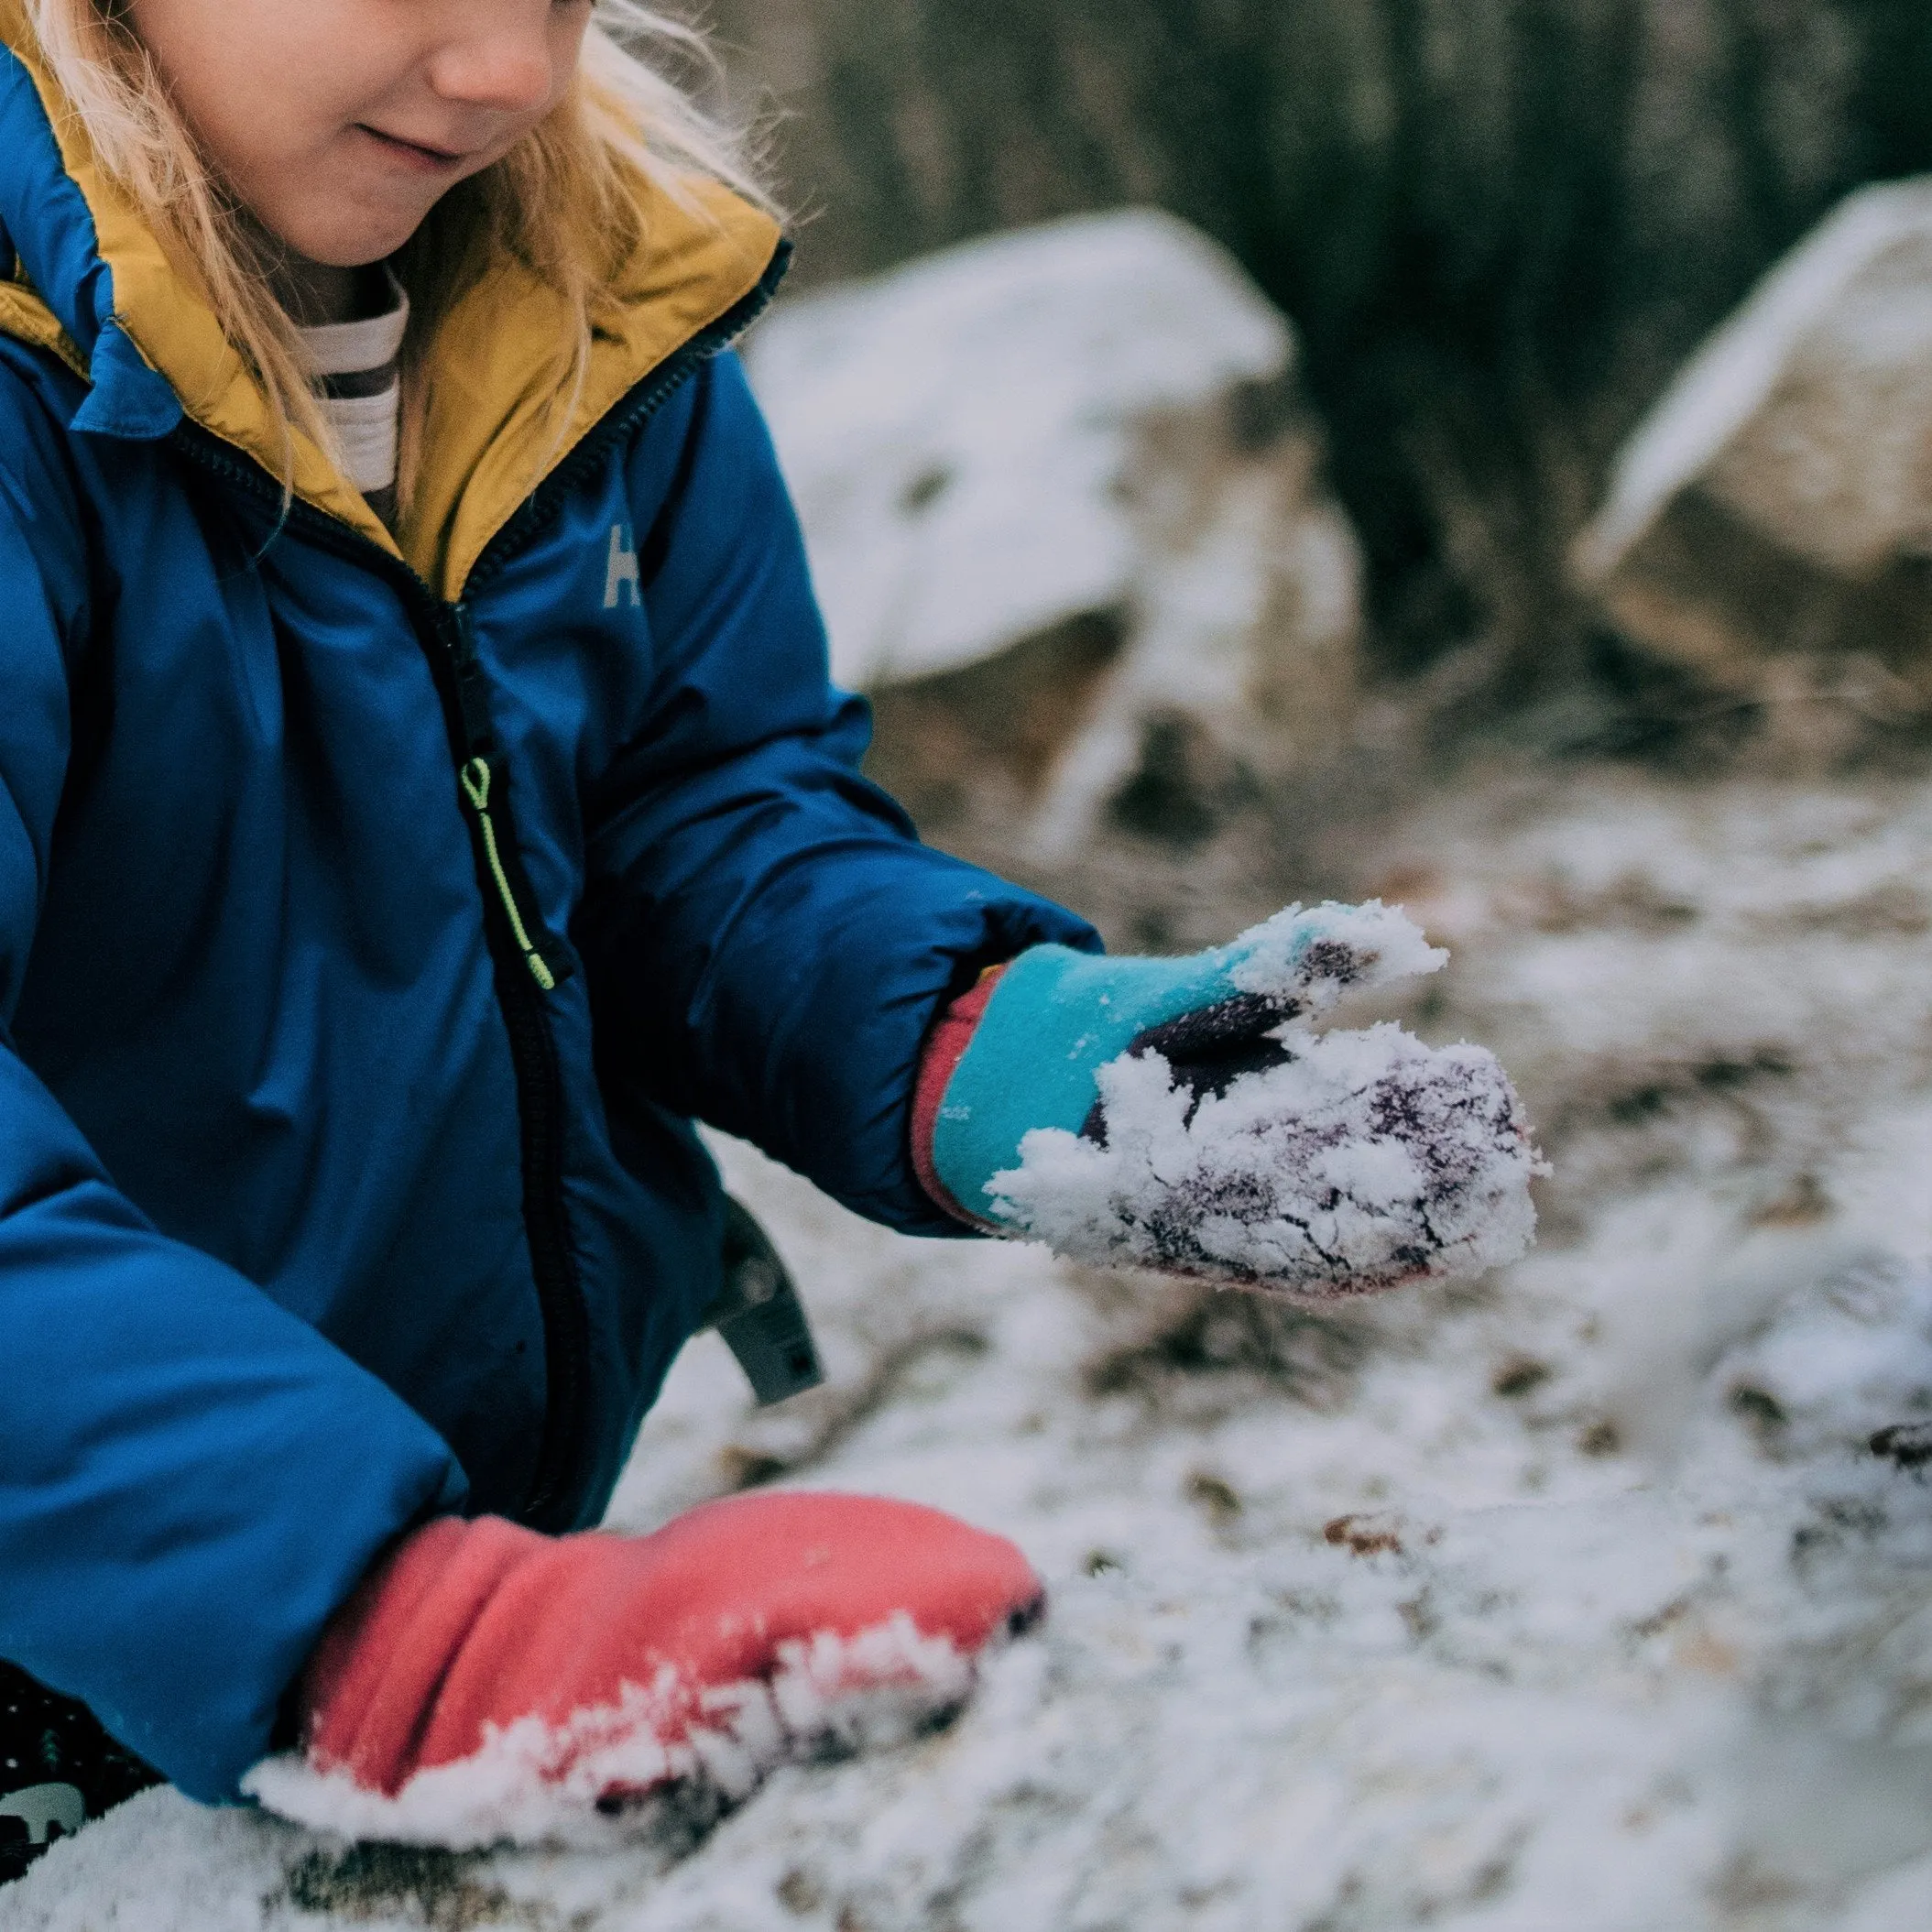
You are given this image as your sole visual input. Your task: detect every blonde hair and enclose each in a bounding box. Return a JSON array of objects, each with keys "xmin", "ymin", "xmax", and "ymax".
[{"xmin": 24, "ymin": 0, "xmax": 774, "ymax": 503}]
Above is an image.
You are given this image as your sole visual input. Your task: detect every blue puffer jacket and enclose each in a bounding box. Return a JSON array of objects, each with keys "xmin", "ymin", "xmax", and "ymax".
[{"xmin": 0, "ymin": 29, "xmax": 1094, "ymax": 1802}]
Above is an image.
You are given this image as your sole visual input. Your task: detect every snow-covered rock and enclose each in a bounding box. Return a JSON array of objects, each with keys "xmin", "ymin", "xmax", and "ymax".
[
  {"xmin": 1575, "ymin": 179, "xmax": 1932, "ymax": 713},
  {"xmin": 746, "ymin": 210, "xmax": 1362, "ymax": 854}
]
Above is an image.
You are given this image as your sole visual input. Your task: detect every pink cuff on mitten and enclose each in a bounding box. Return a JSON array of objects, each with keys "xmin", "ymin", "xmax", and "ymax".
[{"xmin": 911, "ymin": 966, "xmax": 1008, "ymax": 1226}]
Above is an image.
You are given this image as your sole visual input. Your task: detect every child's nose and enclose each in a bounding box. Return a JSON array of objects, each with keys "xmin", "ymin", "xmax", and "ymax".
[{"xmin": 424, "ymin": 0, "xmax": 561, "ymax": 115}]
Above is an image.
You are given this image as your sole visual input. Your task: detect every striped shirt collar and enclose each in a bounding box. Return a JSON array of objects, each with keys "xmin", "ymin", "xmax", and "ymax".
[{"xmin": 295, "ymin": 273, "xmax": 409, "ymax": 517}]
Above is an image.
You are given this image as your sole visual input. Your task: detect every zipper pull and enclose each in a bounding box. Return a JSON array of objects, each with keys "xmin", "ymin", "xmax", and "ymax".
[{"xmin": 460, "ymin": 756, "xmax": 559, "ymax": 992}]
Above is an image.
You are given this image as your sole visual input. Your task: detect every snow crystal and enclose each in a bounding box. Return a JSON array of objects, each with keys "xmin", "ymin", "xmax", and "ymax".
[
  {"xmin": 987, "ymin": 903, "xmax": 1535, "ymax": 1297},
  {"xmin": 240, "ymin": 1615, "xmax": 974, "ymax": 1854}
]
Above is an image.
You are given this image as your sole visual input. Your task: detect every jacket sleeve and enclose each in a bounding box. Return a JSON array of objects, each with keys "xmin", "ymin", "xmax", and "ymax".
[
  {"xmin": 0, "ymin": 386, "xmax": 467, "ymax": 1805},
  {"xmin": 580, "ymin": 352, "xmax": 1100, "ymax": 1235}
]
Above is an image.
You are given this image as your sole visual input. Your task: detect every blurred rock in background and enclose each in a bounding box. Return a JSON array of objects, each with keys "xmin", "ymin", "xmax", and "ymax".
[
  {"xmin": 703, "ymin": 0, "xmax": 1932, "ymax": 768},
  {"xmin": 1575, "ymin": 177, "xmax": 1932, "ymax": 770},
  {"xmin": 745, "ymin": 211, "xmax": 1361, "ymax": 883}
]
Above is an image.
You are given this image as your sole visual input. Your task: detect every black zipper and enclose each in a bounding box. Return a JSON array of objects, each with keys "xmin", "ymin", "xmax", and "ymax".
[
  {"xmin": 160, "ymin": 236, "xmax": 789, "ymax": 1530},
  {"xmin": 179, "ymin": 424, "xmax": 594, "ymax": 1529}
]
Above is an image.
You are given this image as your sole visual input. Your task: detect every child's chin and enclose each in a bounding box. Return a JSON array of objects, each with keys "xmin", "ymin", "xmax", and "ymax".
[{"xmin": 266, "ymin": 170, "xmax": 440, "ymax": 269}]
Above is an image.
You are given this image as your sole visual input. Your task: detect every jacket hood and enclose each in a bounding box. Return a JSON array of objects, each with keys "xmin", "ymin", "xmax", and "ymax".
[{"xmin": 0, "ymin": 0, "xmax": 783, "ymax": 596}]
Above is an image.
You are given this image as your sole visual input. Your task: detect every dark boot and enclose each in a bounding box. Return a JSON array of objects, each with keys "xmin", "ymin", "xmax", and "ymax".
[{"xmin": 0, "ymin": 1662, "xmax": 162, "ymax": 1884}]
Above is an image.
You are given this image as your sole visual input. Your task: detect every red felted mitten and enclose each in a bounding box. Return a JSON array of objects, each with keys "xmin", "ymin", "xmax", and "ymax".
[{"xmin": 245, "ymin": 1491, "xmax": 1042, "ymax": 1848}]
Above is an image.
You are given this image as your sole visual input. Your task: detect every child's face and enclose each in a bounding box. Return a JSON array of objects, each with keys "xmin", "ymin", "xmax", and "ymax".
[{"xmin": 124, "ymin": 0, "xmax": 596, "ymax": 268}]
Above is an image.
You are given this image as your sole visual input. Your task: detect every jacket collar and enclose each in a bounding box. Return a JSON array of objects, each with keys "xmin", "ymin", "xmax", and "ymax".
[{"xmin": 0, "ymin": 0, "xmax": 782, "ymax": 597}]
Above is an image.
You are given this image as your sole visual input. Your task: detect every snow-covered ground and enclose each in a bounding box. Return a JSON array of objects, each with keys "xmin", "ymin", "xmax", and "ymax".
[{"xmin": 15, "ymin": 760, "xmax": 1932, "ymax": 1932}]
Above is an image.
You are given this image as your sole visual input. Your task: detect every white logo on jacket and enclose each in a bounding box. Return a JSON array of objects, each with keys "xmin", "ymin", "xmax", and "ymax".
[{"xmin": 604, "ymin": 524, "xmax": 641, "ymax": 609}]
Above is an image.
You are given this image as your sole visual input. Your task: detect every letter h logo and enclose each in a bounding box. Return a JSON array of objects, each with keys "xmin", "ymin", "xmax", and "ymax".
[{"xmin": 604, "ymin": 524, "xmax": 641, "ymax": 610}]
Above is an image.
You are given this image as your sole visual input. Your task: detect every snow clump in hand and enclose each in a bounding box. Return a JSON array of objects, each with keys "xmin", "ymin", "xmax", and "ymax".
[{"xmin": 988, "ymin": 901, "xmax": 1544, "ymax": 1299}]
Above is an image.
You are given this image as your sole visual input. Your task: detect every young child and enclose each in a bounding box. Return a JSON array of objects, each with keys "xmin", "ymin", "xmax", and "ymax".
[{"xmin": 0, "ymin": 0, "xmax": 1537, "ymax": 1875}]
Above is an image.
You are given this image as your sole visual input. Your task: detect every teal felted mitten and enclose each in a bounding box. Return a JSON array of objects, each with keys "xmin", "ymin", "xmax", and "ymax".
[{"xmin": 916, "ymin": 902, "xmax": 1541, "ymax": 1300}]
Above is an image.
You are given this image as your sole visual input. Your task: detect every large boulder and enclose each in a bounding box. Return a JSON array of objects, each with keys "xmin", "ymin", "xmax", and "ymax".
[
  {"xmin": 745, "ymin": 210, "xmax": 1362, "ymax": 857},
  {"xmin": 1575, "ymin": 180, "xmax": 1932, "ymax": 721}
]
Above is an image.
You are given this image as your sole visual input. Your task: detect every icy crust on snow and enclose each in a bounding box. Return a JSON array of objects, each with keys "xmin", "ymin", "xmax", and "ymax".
[
  {"xmin": 240, "ymin": 1616, "xmax": 973, "ymax": 1854},
  {"xmin": 990, "ymin": 903, "xmax": 1535, "ymax": 1297}
]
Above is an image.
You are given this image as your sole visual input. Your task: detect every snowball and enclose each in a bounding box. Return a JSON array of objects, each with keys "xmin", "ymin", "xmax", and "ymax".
[{"xmin": 986, "ymin": 1021, "xmax": 1542, "ymax": 1299}]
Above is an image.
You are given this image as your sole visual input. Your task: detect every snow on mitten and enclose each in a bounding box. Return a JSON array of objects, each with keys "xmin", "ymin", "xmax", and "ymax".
[
  {"xmin": 244, "ymin": 1493, "xmax": 1042, "ymax": 1849},
  {"xmin": 912, "ymin": 901, "xmax": 1542, "ymax": 1298}
]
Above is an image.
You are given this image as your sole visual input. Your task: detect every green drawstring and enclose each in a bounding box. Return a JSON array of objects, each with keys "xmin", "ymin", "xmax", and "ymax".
[{"xmin": 460, "ymin": 757, "xmax": 557, "ymax": 992}]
